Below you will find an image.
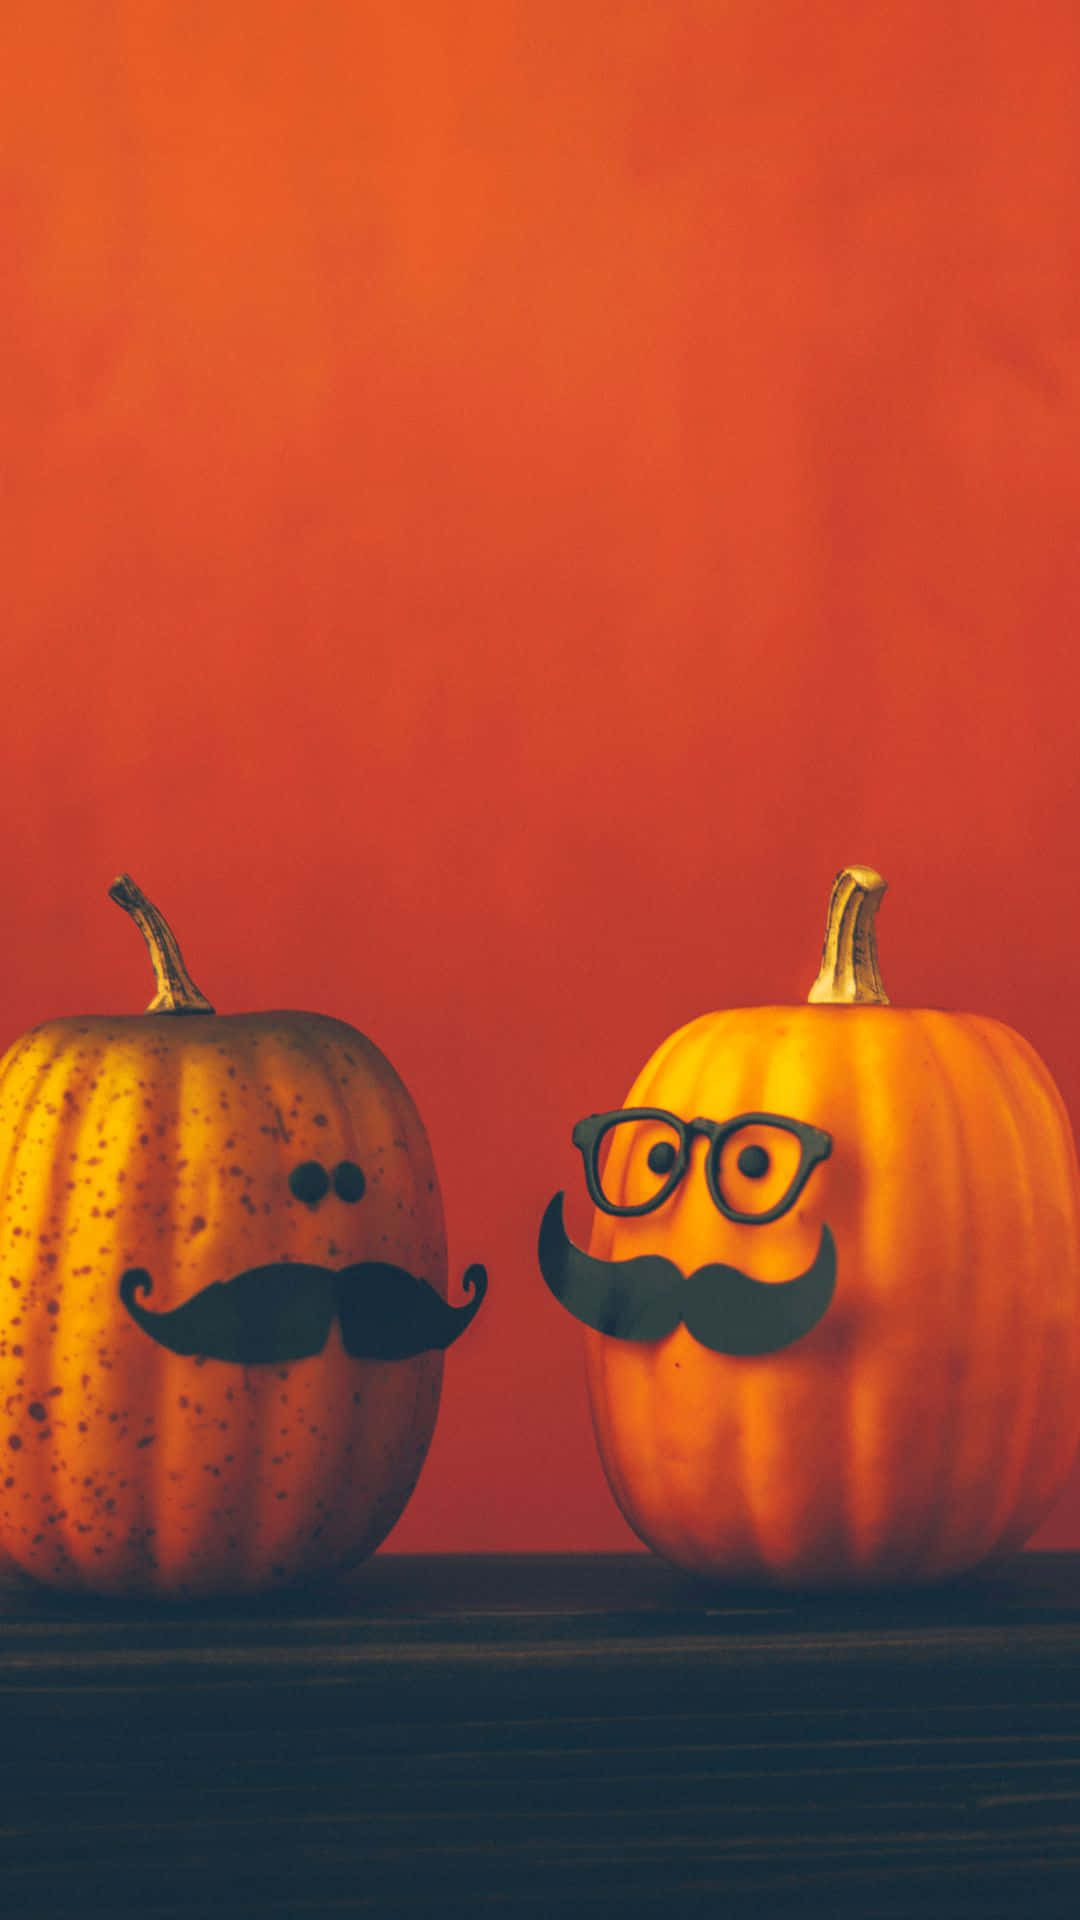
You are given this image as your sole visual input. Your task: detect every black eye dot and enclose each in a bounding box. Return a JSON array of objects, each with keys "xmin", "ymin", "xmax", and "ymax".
[
  {"xmin": 647, "ymin": 1141, "xmax": 678, "ymax": 1175},
  {"xmin": 289, "ymin": 1161, "xmax": 330, "ymax": 1207},
  {"xmin": 333, "ymin": 1161, "xmax": 366, "ymax": 1204},
  {"xmin": 737, "ymin": 1144, "xmax": 771, "ymax": 1180}
]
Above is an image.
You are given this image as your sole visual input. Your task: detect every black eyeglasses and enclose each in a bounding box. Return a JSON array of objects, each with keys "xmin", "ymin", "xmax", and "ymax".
[{"xmin": 571, "ymin": 1107, "xmax": 833, "ymax": 1224}]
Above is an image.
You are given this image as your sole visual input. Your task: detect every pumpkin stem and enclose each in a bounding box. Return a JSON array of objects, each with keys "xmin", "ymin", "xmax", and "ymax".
[
  {"xmin": 807, "ymin": 865, "xmax": 890, "ymax": 1006},
  {"xmin": 108, "ymin": 874, "xmax": 215, "ymax": 1015}
]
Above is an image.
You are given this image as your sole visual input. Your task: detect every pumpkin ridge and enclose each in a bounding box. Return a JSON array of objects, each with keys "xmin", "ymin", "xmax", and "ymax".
[
  {"xmin": 0, "ymin": 1044, "xmax": 55, "ymax": 1570},
  {"xmin": 735, "ymin": 1014, "xmax": 817, "ymax": 1575},
  {"xmin": 833, "ymin": 1011, "xmax": 865, "ymax": 1574},
  {"xmin": 842, "ymin": 1012, "xmax": 917, "ymax": 1573},
  {"xmin": 786, "ymin": 1009, "xmax": 858, "ymax": 1577},
  {"xmin": 982, "ymin": 1014, "xmax": 1080, "ymax": 1154},
  {"xmin": 971, "ymin": 1017, "xmax": 1080, "ymax": 1543},
  {"xmin": 149, "ymin": 1032, "xmax": 228, "ymax": 1590},
  {"xmin": 961, "ymin": 1016, "xmax": 1045, "ymax": 1551},
  {"xmin": 83, "ymin": 1033, "xmax": 151, "ymax": 1590},
  {"xmin": 637, "ymin": 1010, "xmax": 729, "ymax": 1094},
  {"xmin": 973, "ymin": 1014, "xmax": 1069, "ymax": 1556},
  {"xmin": 17, "ymin": 1040, "xmax": 72, "ymax": 1583},
  {"xmin": 72, "ymin": 1032, "xmax": 160, "ymax": 1586},
  {"xmin": 714, "ymin": 1014, "xmax": 820, "ymax": 1571},
  {"xmin": 0, "ymin": 1032, "xmax": 72, "ymax": 1237},
  {"xmin": 0, "ymin": 1030, "xmax": 121, "ymax": 1587},
  {"xmin": 300, "ymin": 1020, "xmax": 365, "ymax": 1204},
  {"xmin": 982, "ymin": 1019, "xmax": 1067, "ymax": 1549},
  {"xmin": 926, "ymin": 1007, "xmax": 1045, "ymax": 1575},
  {"xmin": 230, "ymin": 1023, "xmax": 322, "ymax": 1583},
  {"xmin": 905, "ymin": 1009, "xmax": 987, "ymax": 1576},
  {"xmin": 0, "ymin": 1027, "xmax": 49, "ymax": 1112}
]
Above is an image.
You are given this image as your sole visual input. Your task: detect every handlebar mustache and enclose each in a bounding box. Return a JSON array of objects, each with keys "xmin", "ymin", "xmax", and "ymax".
[
  {"xmin": 119, "ymin": 1257, "xmax": 487, "ymax": 1364},
  {"xmin": 538, "ymin": 1192, "xmax": 834, "ymax": 1355}
]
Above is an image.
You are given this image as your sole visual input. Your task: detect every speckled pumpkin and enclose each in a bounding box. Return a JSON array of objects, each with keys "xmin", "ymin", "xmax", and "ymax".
[
  {"xmin": 544, "ymin": 867, "xmax": 1080, "ymax": 1587},
  {"xmin": 0, "ymin": 876, "xmax": 485, "ymax": 1596}
]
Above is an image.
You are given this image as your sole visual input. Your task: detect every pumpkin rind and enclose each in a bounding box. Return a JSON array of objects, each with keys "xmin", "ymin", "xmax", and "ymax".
[
  {"xmin": 582, "ymin": 1001, "xmax": 1080, "ymax": 1584},
  {"xmin": 0, "ymin": 1007, "xmax": 452, "ymax": 1594},
  {"xmin": 548, "ymin": 869, "xmax": 1080, "ymax": 1587}
]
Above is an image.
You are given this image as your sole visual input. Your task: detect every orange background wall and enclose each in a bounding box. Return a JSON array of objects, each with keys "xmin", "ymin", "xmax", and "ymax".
[{"xmin": 4, "ymin": 1, "xmax": 1080, "ymax": 1552}]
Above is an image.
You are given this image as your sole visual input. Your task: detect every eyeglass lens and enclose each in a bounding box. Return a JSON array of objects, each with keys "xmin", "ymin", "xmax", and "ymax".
[
  {"xmin": 709, "ymin": 1121, "xmax": 806, "ymax": 1219},
  {"xmin": 595, "ymin": 1113, "xmax": 684, "ymax": 1211}
]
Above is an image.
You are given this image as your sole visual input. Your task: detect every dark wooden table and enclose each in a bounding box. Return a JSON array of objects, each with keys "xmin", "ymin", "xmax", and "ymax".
[{"xmin": 1, "ymin": 1550, "xmax": 1079, "ymax": 1918}]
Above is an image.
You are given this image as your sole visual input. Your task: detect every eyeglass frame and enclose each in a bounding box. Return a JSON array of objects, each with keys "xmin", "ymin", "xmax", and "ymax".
[{"xmin": 571, "ymin": 1106, "xmax": 833, "ymax": 1225}]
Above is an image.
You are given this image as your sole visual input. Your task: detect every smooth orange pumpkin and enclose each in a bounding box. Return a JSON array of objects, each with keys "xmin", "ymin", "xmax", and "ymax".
[
  {"xmin": 540, "ymin": 867, "xmax": 1080, "ymax": 1585},
  {"xmin": 0, "ymin": 877, "xmax": 485, "ymax": 1595}
]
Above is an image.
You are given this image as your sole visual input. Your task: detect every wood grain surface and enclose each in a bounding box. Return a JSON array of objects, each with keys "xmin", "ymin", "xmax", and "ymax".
[{"xmin": 1, "ymin": 1551, "xmax": 1079, "ymax": 1918}]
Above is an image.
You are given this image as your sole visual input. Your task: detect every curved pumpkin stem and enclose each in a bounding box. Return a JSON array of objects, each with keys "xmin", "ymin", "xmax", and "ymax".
[
  {"xmin": 807, "ymin": 865, "xmax": 890, "ymax": 1006},
  {"xmin": 109, "ymin": 874, "xmax": 215, "ymax": 1015}
]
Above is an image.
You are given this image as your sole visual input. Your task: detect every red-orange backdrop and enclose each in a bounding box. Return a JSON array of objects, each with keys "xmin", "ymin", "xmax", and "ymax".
[{"xmin": 3, "ymin": 1, "xmax": 1080, "ymax": 1552}]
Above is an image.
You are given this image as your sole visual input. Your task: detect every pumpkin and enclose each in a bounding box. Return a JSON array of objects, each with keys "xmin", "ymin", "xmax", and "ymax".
[
  {"xmin": 0, "ymin": 876, "xmax": 486, "ymax": 1595},
  {"xmin": 539, "ymin": 866, "xmax": 1080, "ymax": 1585}
]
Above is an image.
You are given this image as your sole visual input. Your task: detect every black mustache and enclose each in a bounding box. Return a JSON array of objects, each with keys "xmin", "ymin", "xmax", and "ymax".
[
  {"xmin": 538, "ymin": 1193, "xmax": 834, "ymax": 1356},
  {"xmin": 119, "ymin": 1259, "xmax": 487, "ymax": 1364}
]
